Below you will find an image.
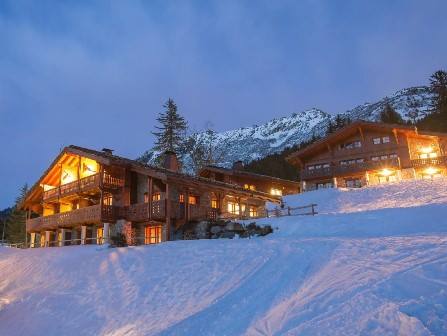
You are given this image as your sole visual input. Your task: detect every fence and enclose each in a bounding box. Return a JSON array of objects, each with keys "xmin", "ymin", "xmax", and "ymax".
[{"xmin": 263, "ymin": 203, "xmax": 317, "ymax": 218}]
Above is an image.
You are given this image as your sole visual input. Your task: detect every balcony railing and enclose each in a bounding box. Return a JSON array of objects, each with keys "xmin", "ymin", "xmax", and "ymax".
[
  {"xmin": 301, "ymin": 158, "xmax": 401, "ymax": 180},
  {"xmin": 27, "ymin": 205, "xmax": 121, "ymax": 232},
  {"xmin": 334, "ymin": 158, "xmax": 400, "ymax": 176},
  {"xmin": 43, "ymin": 173, "xmax": 125, "ymax": 201},
  {"xmin": 411, "ymin": 156, "xmax": 447, "ymax": 169}
]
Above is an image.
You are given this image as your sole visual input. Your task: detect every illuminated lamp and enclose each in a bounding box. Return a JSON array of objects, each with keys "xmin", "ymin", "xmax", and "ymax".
[
  {"xmin": 424, "ymin": 167, "xmax": 439, "ymax": 175},
  {"xmin": 379, "ymin": 168, "xmax": 393, "ymax": 177}
]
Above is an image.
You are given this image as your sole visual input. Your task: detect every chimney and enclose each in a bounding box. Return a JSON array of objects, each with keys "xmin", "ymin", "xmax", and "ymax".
[
  {"xmin": 163, "ymin": 151, "xmax": 179, "ymax": 172},
  {"xmin": 102, "ymin": 148, "xmax": 114, "ymax": 155},
  {"xmin": 232, "ymin": 160, "xmax": 244, "ymax": 170}
]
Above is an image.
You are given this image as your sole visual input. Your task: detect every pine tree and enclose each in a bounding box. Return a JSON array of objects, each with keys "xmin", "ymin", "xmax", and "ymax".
[
  {"xmin": 429, "ymin": 70, "xmax": 447, "ymax": 115},
  {"xmin": 152, "ymin": 98, "xmax": 188, "ymax": 154},
  {"xmin": 380, "ymin": 102, "xmax": 403, "ymax": 124},
  {"xmin": 5, "ymin": 184, "xmax": 28, "ymax": 244}
]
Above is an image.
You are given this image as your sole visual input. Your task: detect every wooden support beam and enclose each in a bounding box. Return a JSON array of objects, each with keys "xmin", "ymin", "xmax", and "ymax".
[
  {"xmin": 148, "ymin": 176, "xmax": 153, "ymax": 221},
  {"xmin": 165, "ymin": 183, "xmax": 171, "ymax": 241},
  {"xmin": 358, "ymin": 127, "xmax": 365, "ymax": 142}
]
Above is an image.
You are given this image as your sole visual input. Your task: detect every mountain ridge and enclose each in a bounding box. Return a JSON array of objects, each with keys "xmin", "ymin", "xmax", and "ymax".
[{"xmin": 139, "ymin": 85, "xmax": 435, "ymax": 170}]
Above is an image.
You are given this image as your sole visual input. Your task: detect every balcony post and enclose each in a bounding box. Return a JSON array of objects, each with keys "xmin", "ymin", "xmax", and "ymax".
[
  {"xmin": 103, "ymin": 222, "xmax": 110, "ymax": 245},
  {"xmin": 30, "ymin": 232, "xmax": 36, "ymax": 248},
  {"xmin": 59, "ymin": 229, "xmax": 66, "ymax": 247},
  {"xmin": 81, "ymin": 225, "xmax": 87, "ymax": 245},
  {"xmin": 45, "ymin": 231, "xmax": 51, "ymax": 247}
]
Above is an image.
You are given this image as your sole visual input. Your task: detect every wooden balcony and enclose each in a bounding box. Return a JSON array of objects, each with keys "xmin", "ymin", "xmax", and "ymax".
[
  {"xmin": 301, "ymin": 158, "xmax": 401, "ymax": 180},
  {"xmin": 334, "ymin": 158, "xmax": 400, "ymax": 176},
  {"xmin": 300, "ymin": 167, "xmax": 333, "ymax": 180},
  {"xmin": 26, "ymin": 205, "xmax": 121, "ymax": 232},
  {"xmin": 126, "ymin": 200, "xmax": 167, "ymax": 222},
  {"xmin": 411, "ymin": 156, "xmax": 447, "ymax": 169},
  {"xmin": 126, "ymin": 201, "xmax": 219, "ymax": 222},
  {"xmin": 43, "ymin": 173, "xmax": 125, "ymax": 202}
]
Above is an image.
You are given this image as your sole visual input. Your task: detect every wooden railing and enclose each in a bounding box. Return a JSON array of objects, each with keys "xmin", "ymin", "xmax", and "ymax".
[
  {"xmin": 43, "ymin": 173, "xmax": 125, "ymax": 201},
  {"xmin": 126, "ymin": 200, "xmax": 167, "ymax": 222},
  {"xmin": 301, "ymin": 159, "xmax": 402, "ymax": 180},
  {"xmin": 411, "ymin": 156, "xmax": 447, "ymax": 168},
  {"xmin": 27, "ymin": 204, "xmax": 103, "ymax": 232}
]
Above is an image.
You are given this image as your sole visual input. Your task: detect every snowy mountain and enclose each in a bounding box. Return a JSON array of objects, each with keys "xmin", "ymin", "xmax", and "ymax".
[
  {"xmin": 139, "ymin": 86, "xmax": 434, "ymax": 169},
  {"xmin": 1, "ymin": 178, "xmax": 447, "ymax": 335}
]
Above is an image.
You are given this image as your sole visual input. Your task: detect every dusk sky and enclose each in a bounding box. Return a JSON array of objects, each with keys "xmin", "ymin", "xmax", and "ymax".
[{"xmin": 1, "ymin": 0, "xmax": 447, "ymax": 208}]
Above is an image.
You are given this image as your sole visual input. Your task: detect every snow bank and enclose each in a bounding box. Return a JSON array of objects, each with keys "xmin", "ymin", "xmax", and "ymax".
[
  {"xmin": 280, "ymin": 177, "xmax": 447, "ymax": 214},
  {"xmin": 1, "ymin": 179, "xmax": 446, "ymax": 335}
]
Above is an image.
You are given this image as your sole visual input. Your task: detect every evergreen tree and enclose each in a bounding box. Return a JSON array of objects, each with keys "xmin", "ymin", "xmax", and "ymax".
[
  {"xmin": 5, "ymin": 184, "xmax": 28, "ymax": 244},
  {"xmin": 380, "ymin": 102, "xmax": 403, "ymax": 124},
  {"xmin": 429, "ymin": 70, "xmax": 447, "ymax": 115},
  {"xmin": 406, "ymin": 97, "xmax": 420, "ymax": 124},
  {"xmin": 152, "ymin": 98, "xmax": 188, "ymax": 154},
  {"xmin": 326, "ymin": 114, "xmax": 351, "ymax": 135}
]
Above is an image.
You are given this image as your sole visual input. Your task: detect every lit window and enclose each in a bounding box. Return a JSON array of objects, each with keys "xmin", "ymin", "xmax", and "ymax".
[
  {"xmin": 103, "ymin": 195, "xmax": 113, "ymax": 205},
  {"xmin": 270, "ymin": 188, "xmax": 282, "ymax": 196},
  {"xmin": 373, "ymin": 138, "xmax": 381, "ymax": 145},
  {"xmin": 382, "ymin": 136, "xmax": 390, "ymax": 143},
  {"xmin": 249, "ymin": 185, "xmax": 256, "ymax": 191},
  {"xmin": 211, "ymin": 199, "xmax": 218, "ymax": 209},
  {"xmin": 249, "ymin": 207, "xmax": 258, "ymax": 217},
  {"xmin": 244, "ymin": 184, "xmax": 249, "ymax": 189},
  {"xmin": 97, "ymin": 228, "xmax": 104, "ymax": 245},
  {"xmin": 189, "ymin": 195, "xmax": 198, "ymax": 205},
  {"xmin": 153, "ymin": 193, "xmax": 161, "ymax": 201},
  {"xmin": 429, "ymin": 152, "xmax": 437, "ymax": 158},
  {"xmin": 179, "ymin": 194, "xmax": 184, "ymax": 203},
  {"xmin": 145, "ymin": 226, "xmax": 162, "ymax": 244},
  {"xmin": 419, "ymin": 153, "xmax": 428, "ymax": 159},
  {"xmin": 227, "ymin": 202, "xmax": 240, "ymax": 214}
]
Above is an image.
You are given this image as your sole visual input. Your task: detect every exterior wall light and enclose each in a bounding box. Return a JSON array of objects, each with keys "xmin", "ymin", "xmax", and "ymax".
[{"xmin": 424, "ymin": 167, "xmax": 439, "ymax": 175}]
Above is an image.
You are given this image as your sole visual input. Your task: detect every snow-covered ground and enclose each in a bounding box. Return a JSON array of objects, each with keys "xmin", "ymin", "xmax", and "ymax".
[{"xmin": 1, "ymin": 179, "xmax": 447, "ymax": 336}]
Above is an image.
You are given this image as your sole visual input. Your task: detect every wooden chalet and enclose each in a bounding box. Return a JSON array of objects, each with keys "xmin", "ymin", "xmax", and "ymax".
[
  {"xmin": 199, "ymin": 162, "xmax": 300, "ymax": 196},
  {"xmin": 21, "ymin": 146, "xmax": 281, "ymax": 248},
  {"xmin": 287, "ymin": 121, "xmax": 447, "ymax": 191}
]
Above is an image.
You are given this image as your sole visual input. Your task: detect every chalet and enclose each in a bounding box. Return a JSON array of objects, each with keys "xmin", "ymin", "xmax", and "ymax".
[
  {"xmin": 199, "ymin": 162, "xmax": 300, "ymax": 196},
  {"xmin": 21, "ymin": 146, "xmax": 282, "ymax": 248},
  {"xmin": 287, "ymin": 121, "xmax": 447, "ymax": 191}
]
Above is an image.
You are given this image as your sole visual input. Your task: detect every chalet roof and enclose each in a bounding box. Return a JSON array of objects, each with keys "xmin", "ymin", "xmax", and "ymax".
[
  {"xmin": 21, "ymin": 145, "xmax": 281, "ymax": 209},
  {"xmin": 286, "ymin": 121, "xmax": 447, "ymax": 165},
  {"xmin": 199, "ymin": 165, "xmax": 299, "ymax": 186}
]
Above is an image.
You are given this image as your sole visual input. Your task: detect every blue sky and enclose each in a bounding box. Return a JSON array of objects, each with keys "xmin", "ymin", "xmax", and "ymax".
[{"xmin": 1, "ymin": 0, "xmax": 446, "ymax": 208}]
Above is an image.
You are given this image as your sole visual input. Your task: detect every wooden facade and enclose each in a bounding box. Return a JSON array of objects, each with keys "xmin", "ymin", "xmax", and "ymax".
[
  {"xmin": 21, "ymin": 146, "xmax": 281, "ymax": 247},
  {"xmin": 287, "ymin": 121, "xmax": 447, "ymax": 191},
  {"xmin": 199, "ymin": 164, "xmax": 300, "ymax": 196}
]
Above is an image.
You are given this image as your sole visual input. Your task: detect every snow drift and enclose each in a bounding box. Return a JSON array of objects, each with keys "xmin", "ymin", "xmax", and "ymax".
[{"xmin": 1, "ymin": 178, "xmax": 447, "ymax": 336}]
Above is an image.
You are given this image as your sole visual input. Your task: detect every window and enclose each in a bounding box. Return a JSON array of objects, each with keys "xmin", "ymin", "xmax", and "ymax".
[
  {"xmin": 382, "ymin": 136, "xmax": 390, "ymax": 143},
  {"xmin": 144, "ymin": 226, "xmax": 162, "ymax": 244},
  {"xmin": 227, "ymin": 202, "xmax": 240, "ymax": 215},
  {"xmin": 345, "ymin": 178, "xmax": 362, "ymax": 188},
  {"xmin": 103, "ymin": 195, "xmax": 113, "ymax": 205},
  {"xmin": 249, "ymin": 185, "xmax": 256, "ymax": 191},
  {"xmin": 97, "ymin": 227, "xmax": 104, "ymax": 245},
  {"xmin": 270, "ymin": 188, "xmax": 282, "ymax": 196},
  {"xmin": 308, "ymin": 165, "xmax": 315, "ymax": 170},
  {"xmin": 244, "ymin": 184, "xmax": 256, "ymax": 190},
  {"xmin": 371, "ymin": 156, "xmax": 379, "ymax": 161},
  {"xmin": 144, "ymin": 192, "xmax": 149, "ymax": 203},
  {"xmin": 315, "ymin": 164, "xmax": 322, "ymax": 169},
  {"xmin": 340, "ymin": 140, "xmax": 362, "ymax": 150},
  {"xmin": 380, "ymin": 155, "xmax": 388, "ymax": 160},
  {"xmin": 249, "ymin": 206, "xmax": 258, "ymax": 218},
  {"xmin": 188, "ymin": 195, "xmax": 198, "ymax": 205},
  {"xmin": 389, "ymin": 153, "xmax": 398, "ymax": 159},
  {"xmin": 323, "ymin": 163, "xmax": 330, "ymax": 168},
  {"xmin": 373, "ymin": 137, "xmax": 381, "ymax": 145},
  {"xmin": 340, "ymin": 159, "xmax": 364, "ymax": 166},
  {"xmin": 244, "ymin": 184, "xmax": 249, "ymax": 189},
  {"xmin": 179, "ymin": 194, "xmax": 184, "ymax": 203},
  {"xmin": 152, "ymin": 193, "xmax": 161, "ymax": 201},
  {"xmin": 211, "ymin": 199, "xmax": 218, "ymax": 209},
  {"xmin": 356, "ymin": 158, "xmax": 365, "ymax": 163},
  {"xmin": 316, "ymin": 182, "xmax": 333, "ymax": 189}
]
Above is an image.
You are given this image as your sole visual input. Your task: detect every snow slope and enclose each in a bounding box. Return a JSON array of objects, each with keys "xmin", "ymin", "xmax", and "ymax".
[{"xmin": 1, "ymin": 178, "xmax": 447, "ymax": 336}]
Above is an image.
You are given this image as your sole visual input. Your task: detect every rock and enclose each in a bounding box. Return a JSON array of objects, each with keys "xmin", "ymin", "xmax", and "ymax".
[
  {"xmin": 210, "ymin": 226, "xmax": 223, "ymax": 234},
  {"xmin": 220, "ymin": 231, "xmax": 235, "ymax": 239},
  {"xmin": 225, "ymin": 222, "xmax": 244, "ymax": 232}
]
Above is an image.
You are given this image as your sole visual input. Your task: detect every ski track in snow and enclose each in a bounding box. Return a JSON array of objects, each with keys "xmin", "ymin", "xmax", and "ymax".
[{"xmin": 1, "ymin": 178, "xmax": 447, "ymax": 335}]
